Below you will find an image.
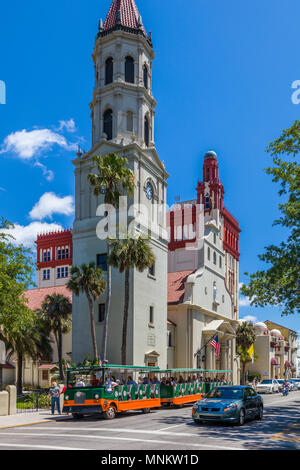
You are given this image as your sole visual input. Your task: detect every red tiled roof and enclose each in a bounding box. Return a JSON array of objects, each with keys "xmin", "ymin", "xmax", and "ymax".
[
  {"xmin": 168, "ymin": 270, "xmax": 194, "ymax": 305},
  {"xmin": 103, "ymin": 0, "xmax": 147, "ymax": 37},
  {"xmin": 24, "ymin": 285, "xmax": 72, "ymax": 311}
]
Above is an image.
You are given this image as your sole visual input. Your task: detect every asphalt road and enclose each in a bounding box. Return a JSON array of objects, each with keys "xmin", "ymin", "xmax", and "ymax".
[{"xmin": 0, "ymin": 391, "xmax": 299, "ymax": 451}]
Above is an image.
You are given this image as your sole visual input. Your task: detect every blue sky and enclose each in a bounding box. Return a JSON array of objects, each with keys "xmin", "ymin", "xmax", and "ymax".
[{"xmin": 0, "ymin": 0, "xmax": 299, "ymax": 333}]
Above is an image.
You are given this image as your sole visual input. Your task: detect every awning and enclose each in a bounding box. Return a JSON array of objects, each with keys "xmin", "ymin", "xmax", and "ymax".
[
  {"xmin": 38, "ymin": 364, "xmax": 59, "ymax": 370},
  {"xmin": 285, "ymin": 361, "xmax": 292, "ymax": 368},
  {"xmin": 271, "ymin": 358, "xmax": 279, "ymax": 366},
  {"xmin": 1, "ymin": 362, "xmax": 15, "ymax": 369}
]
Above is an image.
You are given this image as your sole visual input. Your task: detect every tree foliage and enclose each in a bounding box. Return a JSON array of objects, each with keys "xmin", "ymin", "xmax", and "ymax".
[
  {"xmin": 241, "ymin": 121, "xmax": 300, "ymax": 316},
  {"xmin": 109, "ymin": 237, "xmax": 155, "ymax": 365},
  {"xmin": 88, "ymin": 152, "xmax": 135, "ymax": 361},
  {"xmin": 38, "ymin": 294, "xmax": 72, "ymax": 380},
  {"xmin": 236, "ymin": 322, "xmax": 257, "ymax": 385},
  {"xmin": 67, "ymin": 262, "xmax": 106, "ymax": 360}
]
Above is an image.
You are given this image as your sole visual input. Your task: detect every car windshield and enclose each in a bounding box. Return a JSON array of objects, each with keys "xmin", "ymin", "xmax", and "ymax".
[
  {"xmin": 206, "ymin": 388, "xmax": 243, "ymax": 400},
  {"xmin": 261, "ymin": 380, "xmax": 272, "ymax": 384}
]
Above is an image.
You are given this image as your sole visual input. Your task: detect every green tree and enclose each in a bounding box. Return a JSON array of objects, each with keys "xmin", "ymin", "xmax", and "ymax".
[
  {"xmin": 67, "ymin": 262, "xmax": 106, "ymax": 360},
  {"xmin": 0, "ymin": 219, "xmax": 35, "ymax": 327},
  {"xmin": 241, "ymin": 121, "xmax": 300, "ymax": 316},
  {"xmin": 38, "ymin": 294, "xmax": 72, "ymax": 381},
  {"xmin": 88, "ymin": 153, "xmax": 135, "ymax": 360},
  {"xmin": 236, "ymin": 322, "xmax": 256, "ymax": 385},
  {"xmin": 109, "ymin": 237, "xmax": 155, "ymax": 365},
  {"xmin": 1, "ymin": 311, "xmax": 53, "ymax": 395}
]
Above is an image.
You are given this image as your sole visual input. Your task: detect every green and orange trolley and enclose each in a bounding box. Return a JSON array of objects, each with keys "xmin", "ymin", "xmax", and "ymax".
[{"xmin": 62, "ymin": 364, "xmax": 233, "ymax": 419}]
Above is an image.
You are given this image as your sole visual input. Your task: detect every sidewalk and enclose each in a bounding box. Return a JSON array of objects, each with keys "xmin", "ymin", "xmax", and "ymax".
[{"xmin": 0, "ymin": 411, "xmax": 72, "ymax": 429}]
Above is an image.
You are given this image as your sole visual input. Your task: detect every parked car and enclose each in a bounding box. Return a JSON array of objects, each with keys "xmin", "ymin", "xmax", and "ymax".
[
  {"xmin": 276, "ymin": 379, "xmax": 296, "ymax": 392},
  {"xmin": 287, "ymin": 379, "xmax": 299, "ymax": 391},
  {"xmin": 256, "ymin": 379, "xmax": 279, "ymax": 394},
  {"xmin": 290, "ymin": 379, "xmax": 300, "ymax": 390},
  {"xmin": 192, "ymin": 386, "xmax": 263, "ymax": 426}
]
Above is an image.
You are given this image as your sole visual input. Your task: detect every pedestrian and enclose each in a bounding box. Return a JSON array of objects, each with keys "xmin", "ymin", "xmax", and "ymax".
[{"xmin": 49, "ymin": 382, "xmax": 61, "ymax": 415}]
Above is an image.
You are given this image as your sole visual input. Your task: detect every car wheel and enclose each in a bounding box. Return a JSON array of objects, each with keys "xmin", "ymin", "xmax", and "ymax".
[
  {"xmin": 237, "ymin": 408, "xmax": 245, "ymax": 426},
  {"xmin": 104, "ymin": 405, "xmax": 116, "ymax": 420},
  {"xmin": 255, "ymin": 406, "xmax": 263, "ymax": 420}
]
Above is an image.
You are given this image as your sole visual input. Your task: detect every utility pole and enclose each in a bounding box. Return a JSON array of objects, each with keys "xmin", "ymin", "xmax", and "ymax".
[{"xmin": 0, "ymin": 340, "xmax": 6, "ymax": 392}]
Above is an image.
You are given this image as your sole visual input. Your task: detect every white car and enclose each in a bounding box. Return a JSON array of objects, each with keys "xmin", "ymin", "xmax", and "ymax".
[
  {"xmin": 256, "ymin": 379, "xmax": 280, "ymax": 394},
  {"xmin": 290, "ymin": 379, "xmax": 300, "ymax": 390}
]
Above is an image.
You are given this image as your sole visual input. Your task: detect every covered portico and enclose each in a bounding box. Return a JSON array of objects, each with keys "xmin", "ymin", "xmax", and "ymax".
[{"xmin": 202, "ymin": 319, "xmax": 236, "ymax": 382}]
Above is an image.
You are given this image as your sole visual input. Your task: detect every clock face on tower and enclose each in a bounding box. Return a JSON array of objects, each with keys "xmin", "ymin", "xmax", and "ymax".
[{"xmin": 146, "ymin": 182, "xmax": 153, "ymax": 200}]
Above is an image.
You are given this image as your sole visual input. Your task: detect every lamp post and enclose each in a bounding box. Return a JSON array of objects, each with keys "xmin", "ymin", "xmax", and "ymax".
[{"xmin": 0, "ymin": 340, "xmax": 6, "ymax": 392}]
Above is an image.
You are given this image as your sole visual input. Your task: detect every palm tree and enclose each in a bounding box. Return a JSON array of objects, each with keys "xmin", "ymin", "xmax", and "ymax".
[
  {"xmin": 1, "ymin": 314, "xmax": 53, "ymax": 395},
  {"xmin": 236, "ymin": 321, "xmax": 257, "ymax": 385},
  {"xmin": 67, "ymin": 262, "xmax": 106, "ymax": 360},
  {"xmin": 88, "ymin": 153, "xmax": 135, "ymax": 360},
  {"xmin": 38, "ymin": 294, "xmax": 72, "ymax": 381},
  {"xmin": 109, "ymin": 237, "xmax": 155, "ymax": 365}
]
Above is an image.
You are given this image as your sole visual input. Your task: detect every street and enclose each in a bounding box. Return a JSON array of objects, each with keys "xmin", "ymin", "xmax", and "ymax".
[{"xmin": 0, "ymin": 392, "xmax": 299, "ymax": 450}]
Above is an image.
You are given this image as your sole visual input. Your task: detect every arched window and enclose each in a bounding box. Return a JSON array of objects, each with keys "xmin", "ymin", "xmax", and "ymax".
[
  {"xmin": 125, "ymin": 56, "xmax": 134, "ymax": 83},
  {"xmin": 127, "ymin": 111, "xmax": 133, "ymax": 132},
  {"xmin": 144, "ymin": 116, "xmax": 150, "ymax": 147},
  {"xmin": 213, "ymin": 251, "xmax": 217, "ymax": 265},
  {"xmin": 143, "ymin": 64, "xmax": 148, "ymax": 89},
  {"xmin": 207, "ymin": 247, "xmax": 211, "ymax": 261},
  {"xmin": 103, "ymin": 109, "xmax": 113, "ymax": 140},
  {"xmin": 105, "ymin": 57, "xmax": 113, "ymax": 85},
  {"xmin": 205, "ymin": 195, "xmax": 210, "ymax": 210}
]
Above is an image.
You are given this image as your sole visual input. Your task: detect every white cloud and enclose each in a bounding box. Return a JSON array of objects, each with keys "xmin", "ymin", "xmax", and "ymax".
[
  {"xmin": 240, "ymin": 315, "xmax": 258, "ymax": 324},
  {"xmin": 3, "ymin": 222, "xmax": 64, "ymax": 249},
  {"xmin": 0, "ymin": 128, "xmax": 77, "ymax": 160},
  {"xmin": 58, "ymin": 119, "xmax": 76, "ymax": 133},
  {"xmin": 29, "ymin": 192, "xmax": 74, "ymax": 221},
  {"xmin": 239, "ymin": 297, "xmax": 252, "ymax": 307},
  {"xmin": 34, "ymin": 162, "xmax": 54, "ymax": 182}
]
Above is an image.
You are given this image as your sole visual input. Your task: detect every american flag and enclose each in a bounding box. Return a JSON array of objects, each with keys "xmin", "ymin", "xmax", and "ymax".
[{"xmin": 210, "ymin": 335, "xmax": 220, "ymax": 358}]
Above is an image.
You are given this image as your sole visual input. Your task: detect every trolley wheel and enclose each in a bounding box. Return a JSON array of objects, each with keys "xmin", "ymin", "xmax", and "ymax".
[
  {"xmin": 72, "ymin": 413, "xmax": 84, "ymax": 419},
  {"xmin": 103, "ymin": 405, "xmax": 117, "ymax": 420},
  {"xmin": 142, "ymin": 408, "xmax": 151, "ymax": 414},
  {"xmin": 193, "ymin": 419, "xmax": 202, "ymax": 424}
]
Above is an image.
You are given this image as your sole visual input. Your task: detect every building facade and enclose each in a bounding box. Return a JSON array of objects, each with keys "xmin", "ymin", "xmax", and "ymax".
[
  {"xmin": 72, "ymin": 0, "xmax": 169, "ymax": 368},
  {"xmin": 167, "ymin": 151, "xmax": 241, "ymax": 384},
  {"xmin": 247, "ymin": 321, "xmax": 298, "ymax": 380},
  {"xmin": 36, "ymin": 229, "xmax": 72, "ymax": 288}
]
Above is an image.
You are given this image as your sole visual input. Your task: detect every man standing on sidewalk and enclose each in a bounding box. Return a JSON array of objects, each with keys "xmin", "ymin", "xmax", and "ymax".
[{"xmin": 49, "ymin": 382, "xmax": 61, "ymax": 415}]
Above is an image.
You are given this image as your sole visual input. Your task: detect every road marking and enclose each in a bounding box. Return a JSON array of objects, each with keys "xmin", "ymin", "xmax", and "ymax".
[
  {"xmin": 0, "ymin": 426, "xmax": 271, "ymax": 443},
  {"xmin": 271, "ymin": 423, "xmax": 300, "ymax": 442},
  {"xmin": 265, "ymin": 396, "xmax": 300, "ymax": 406},
  {"xmin": 0, "ymin": 432, "xmax": 243, "ymax": 450},
  {"xmin": 0, "ymin": 442, "xmax": 89, "ymax": 450},
  {"xmin": 158, "ymin": 423, "xmax": 194, "ymax": 432}
]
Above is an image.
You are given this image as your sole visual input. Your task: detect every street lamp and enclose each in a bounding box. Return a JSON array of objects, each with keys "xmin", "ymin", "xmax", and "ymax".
[{"xmin": 0, "ymin": 340, "xmax": 6, "ymax": 392}]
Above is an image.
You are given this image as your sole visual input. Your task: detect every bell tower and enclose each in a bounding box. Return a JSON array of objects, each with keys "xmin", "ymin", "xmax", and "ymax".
[
  {"xmin": 72, "ymin": 0, "xmax": 169, "ymax": 368},
  {"xmin": 91, "ymin": 0, "xmax": 156, "ymax": 149},
  {"xmin": 197, "ymin": 151, "xmax": 225, "ymax": 212}
]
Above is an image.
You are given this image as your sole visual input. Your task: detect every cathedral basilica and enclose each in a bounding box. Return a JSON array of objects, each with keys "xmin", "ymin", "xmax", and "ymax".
[{"xmin": 22, "ymin": 0, "xmax": 241, "ymax": 387}]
